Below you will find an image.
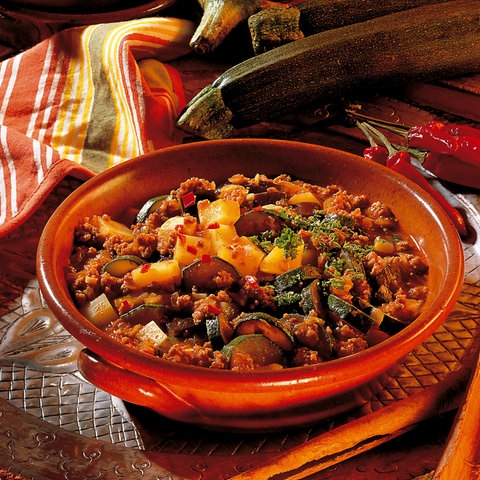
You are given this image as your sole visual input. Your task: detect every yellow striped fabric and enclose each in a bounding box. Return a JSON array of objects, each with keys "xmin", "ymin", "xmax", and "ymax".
[{"xmin": 0, "ymin": 17, "xmax": 196, "ymax": 236}]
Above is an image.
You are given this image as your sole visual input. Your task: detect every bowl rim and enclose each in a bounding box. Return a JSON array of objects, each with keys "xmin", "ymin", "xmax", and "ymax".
[
  {"xmin": 36, "ymin": 138, "xmax": 465, "ymax": 388},
  {"xmin": 0, "ymin": 0, "xmax": 177, "ymax": 21}
]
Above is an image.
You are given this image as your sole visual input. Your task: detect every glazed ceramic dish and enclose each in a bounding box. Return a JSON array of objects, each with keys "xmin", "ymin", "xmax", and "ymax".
[
  {"xmin": 2, "ymin": 0, "xmax": 176, "ymax": 18},
  {"xmin": 37, "ymin": 139, "xmax": 464, "ymax": 431}
]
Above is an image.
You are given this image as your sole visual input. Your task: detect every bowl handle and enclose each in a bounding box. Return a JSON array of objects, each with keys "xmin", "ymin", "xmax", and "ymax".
[{"xmin": 77, "ymin": 349, "xmax": 207, "ymax": 424}]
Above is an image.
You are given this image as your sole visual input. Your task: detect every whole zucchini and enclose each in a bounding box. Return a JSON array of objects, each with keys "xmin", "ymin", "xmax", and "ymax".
[
  {"xmin": 294, "ymin": 0, "xmax": 453, "ymax": 36},
  {"xmin": 177, "ymin": 0, "xmax": 480, "ymax": 139},
  {"xmin": 248, "ymin": 0, "xmax": 452, "ymax": 54}
]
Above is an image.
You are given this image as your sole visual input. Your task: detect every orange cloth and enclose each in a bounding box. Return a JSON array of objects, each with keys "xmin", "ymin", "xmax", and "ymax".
[{"xmin": 0, "ymin": 17, "xmax": 195, "ymax": 236}]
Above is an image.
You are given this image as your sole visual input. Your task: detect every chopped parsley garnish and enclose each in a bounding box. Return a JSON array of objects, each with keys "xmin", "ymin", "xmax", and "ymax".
[{"xmin": 274, "ymin": 226, "xmax": 303, "ymax": 259}]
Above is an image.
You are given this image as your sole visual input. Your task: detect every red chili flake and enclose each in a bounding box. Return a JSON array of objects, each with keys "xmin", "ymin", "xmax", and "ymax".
[
  {"xmin": 140, "ymin": 263, "xmax": 151, "ymax": 273},
  {"xmin": 202, "ymin": 254, "xmax": 212, "ymax": 263},
  {"xmin": 253, "ymin": 206, "xmax": 263, "ymax": 212},
  {"xmin": 208, "ymin": 304, "xmax": 222, "ymax": 315},
  {"xmin": 244, "ymin": 275, "xmax": 258, "ymax": 287},
  {"xmin": 187, "ymin": 245, "xmax": 198, "ymax": 255},
  {"xmin": 121, "ymin": 300, "xmax": 131, "ymax": 312},
  {"xmin": 207, "ymin": 222, "xmax": 220, "ymax": 229},
  {"xmin": 177, "ymin": 233, "xmax": 186, "ymax": 244},
  {"xmin": 181, "ymin": 191, "xmax": 196, "ymax": 209}
]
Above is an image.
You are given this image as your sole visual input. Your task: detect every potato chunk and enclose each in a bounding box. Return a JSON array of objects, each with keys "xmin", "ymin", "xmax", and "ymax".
[{"xmin": 198, "ymin": 199, "xmax": 241, "ymax": 226}]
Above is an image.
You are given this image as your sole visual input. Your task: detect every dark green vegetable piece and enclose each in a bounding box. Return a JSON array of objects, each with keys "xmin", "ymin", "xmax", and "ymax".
[
  {"xmin": 136, "ymin": 195, "xmax": 169, "ymax": 223},
  {"xmin": 286, "ymin": 313, "xmax": 334, "ymax": 360},
  {"xmin": 358, "ymin": 300, "xmax": 410, "ymax": 335},
  {"xmin": 326, "ymin": 294, "xmax": 374, "ymax": 333},
  {"xmin": 300, "ymin": 279, "xmax": 326, "ymax": 317},
  {"xmin": 206, "ymin": 317, "xmax": 224, "ymax": 350},
  {"xmin": 101, "ymin": 255, "xmax": 144, "ymax": 277},
  {"xmin": 277, "ymin": 291, "xmax": 302, "ymax": 310},
  {"xmin": 221, "ymin": 334, "xmax": 286, "ymax": 368},
  {"xmin": 295, "ymin": 0, "xmax": 452, "ymax": 36},
  {"xmin": 234, "ymin": 209, "xmax": 282, "ymax": 237},
  {"xmin": 274, "ymin": 265, "xmax": 322, "ymax": 293},
  {"xmin": 178, "ymin": 1, "xmax": 480, "ymax": 139},
  {"xmin": 248, "ymin": 6, "xmax": 304, "ymax": 55},
  {"xmin": 182, "ymin": 256, "xmax": 242, "ymax": 292},
  {"xmin": 234, "ymin": 312, "xmax": 295, "ymax": 351},
  {"xmin": 248, "ymin": 0, "xmax": 452, "ymax": 54},
  {"xmin": 120, "ymin": 304, "xmax": 166, "ymax": 326}
]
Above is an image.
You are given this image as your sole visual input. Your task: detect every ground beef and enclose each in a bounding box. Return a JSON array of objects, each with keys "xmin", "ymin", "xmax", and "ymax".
[
  {"xmin": 163, "ymin": 339, "xmax": 216, "ymax": 367},
  {"xmin": 175, "ymin": 177, "xmax": 216, "ymax": 198},
  {"xmin": 333, "ymin": 323, "xmax": 368, "ymax": 358},
  {"xmin": 218, "ymin": 183, "xmax": 249, "ymax": 205},
  {"xmin": 68, "ymin": 174, "xmax": 428, "ymax": 371},
  {"xmin": 291, "ymin": 347, "xmax": 323, "ymax": 367}
]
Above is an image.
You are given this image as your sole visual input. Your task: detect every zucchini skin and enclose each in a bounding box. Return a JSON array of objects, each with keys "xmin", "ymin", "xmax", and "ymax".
[
  {"xmin": 178, "ymin": 0, "xmax": 480, "ymax": 139},
  {"xmin": 295, "ymin": 0, "xmax": 453, "ymax": 36}
]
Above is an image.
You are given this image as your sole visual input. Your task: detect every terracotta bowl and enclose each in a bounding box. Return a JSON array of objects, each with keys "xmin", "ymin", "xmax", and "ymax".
[{"xmin": 37, "ymin": 139, "xmax": 464, "ymax": 432}]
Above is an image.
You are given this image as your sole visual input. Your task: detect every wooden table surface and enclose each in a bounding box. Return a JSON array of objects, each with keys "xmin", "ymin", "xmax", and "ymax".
[{"xmin": 1, "ymin": 2, "xmax": 480, "ymax": 479}]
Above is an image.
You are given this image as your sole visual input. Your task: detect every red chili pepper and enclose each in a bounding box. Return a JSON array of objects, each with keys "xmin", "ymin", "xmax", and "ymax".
[
  {"xmin": 423, "ymin": 152, "xmax": 480, "ymax": 190},
  {"xmin": 441, "ymin": 124, "xmax": 480, "ymax": 140},
  {"xmin": 244, "ymin": 275, "xmax": 259, "ymax": 287},
  {"xmin": 187, "ymin": 245, "xmax": 198, "ymax": 255},
  {"xmin": 386, "ymin": 151, "xmax": 467, "ymax": 237},
  {"xmin": 363, "ymin": 145, "xmax": 389, "ymax": 165},
  {"xmin": 140, "ymin": 263, "xmax": 151, "ymax": 273},
  {"xmin": 201, "ymin": 253, "xmax": 212, "ymax": 263},
  {"xmin": 181, "ymin": 191, "xmax": 196, "ymax": 209},
  {"xmin": 120, "ymin": 300, "xmax": 132, "ymax": 313},
  {"xmin": 207, "ymin": 304, "xmax": 222, "ymax": 315},
  {"xmin": 177, "ymin": 233, "xmax": 186, "ymax": 244},
  {"xmin": 407, "ymin": 122, "xmax": 480, "ymax": 189},
  {"xmin": 207, "ymin": 222, "xmax": 220, "ymax": 229}
]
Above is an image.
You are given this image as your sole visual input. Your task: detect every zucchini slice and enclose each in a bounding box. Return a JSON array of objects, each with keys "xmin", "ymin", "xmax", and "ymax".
[
  {"xmin": 102, "ymin": 255, "xmax": 144, "ymax": 277},
  {"xmin": 221, "ymin": 334, "xmax": 285, "ymax": 368},
  {"xmin": 357, "ymin": 300, "xmax": 409, "ymax": 335},
  {"xmin": 182, "ymin": 256, "xmax": 242, "ymax": 292},
  {"xmin": 136, "ymin": 195, "xmax": 170, "ymax": 223},
  {"xmin": 340, "ymin": 249, "xmax": 366, "ymax": 277},
  {"xmin": 326, "ymin": 294, "xmax": 374, "ymax": 333},
  {"xmin": 274, "ymin": 265, "xmax": 322, "ymax": 293},
  {"xmin": 286, "ymin": 313, "xmax": 334, "ymax": 360},
  {"xmin": 277, "ymin": 291, "xmax": 302, "ymax": 310},
  {"xmin": 120, "ymin": 303, "xmax": 166, "ymax": 326},
  {"xmin": 300, "ymin": 279, "xmax": 326, "ymax": 317},
  {"xmin": 234, "ymin": 312, "xmax": 295, "ymax": 351},
  {"xmin": 217, "ymin": 300, "xmax": 239, "ymax": 344},
  {"xmin": 206, "ymin": 317, "xmax": 224, "ymax": 350},
  {"xmin": 166, "ymin": 317, "xmax": 198, "ymax": 336},
  {"xmin": 234, "ymin": 209, "xmax": 282, "ymax": 237},
  {"xmin": 252, "ymin": 190, "xmax": 287, "ymax": 206}
]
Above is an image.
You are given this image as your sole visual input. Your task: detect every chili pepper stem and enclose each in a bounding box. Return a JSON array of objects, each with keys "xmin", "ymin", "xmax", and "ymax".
[
  {"xmin": 346, "ymin": 108, "xmax": 411, "ymax": 138},
  {"xmin": 357, "ymin": 121, "xmax": 397, "ymax": 156}
]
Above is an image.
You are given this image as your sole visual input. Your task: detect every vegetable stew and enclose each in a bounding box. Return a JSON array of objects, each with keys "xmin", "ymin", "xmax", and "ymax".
[{"xmin": 66, "ymin": 173, "xmax": 429, "ymax": 371}]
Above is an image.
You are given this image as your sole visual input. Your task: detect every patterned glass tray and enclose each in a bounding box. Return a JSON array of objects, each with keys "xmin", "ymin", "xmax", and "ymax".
[{"xmin": 1, "ymin": 176, "xmax": 479, "ymax": 480}]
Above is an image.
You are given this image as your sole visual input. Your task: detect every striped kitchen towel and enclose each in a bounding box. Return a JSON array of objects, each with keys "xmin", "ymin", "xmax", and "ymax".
[{"xmin": 0, "ymin": 17, "xmax": 196, "ymax": 236}]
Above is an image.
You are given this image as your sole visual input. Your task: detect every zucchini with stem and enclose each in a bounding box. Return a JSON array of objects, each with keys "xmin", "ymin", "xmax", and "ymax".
[
  {"xmin": 190, "ymin": 0, "xmax": 266, "ymax": 54},
  {"xmin": 178, "ymin": 0, "xmax": 480, "ymax": 139}
]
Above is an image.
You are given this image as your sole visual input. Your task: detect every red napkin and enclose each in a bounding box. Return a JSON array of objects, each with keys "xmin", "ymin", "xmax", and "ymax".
[{"xmin": 0, "ymin": 17, "xmax": 196, "ymax": 236}]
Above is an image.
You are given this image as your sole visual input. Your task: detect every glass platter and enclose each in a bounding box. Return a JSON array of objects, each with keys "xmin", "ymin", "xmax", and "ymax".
[{"xmin": 1, "ymin": 172, "xmax": 479, "ymax": 479}]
